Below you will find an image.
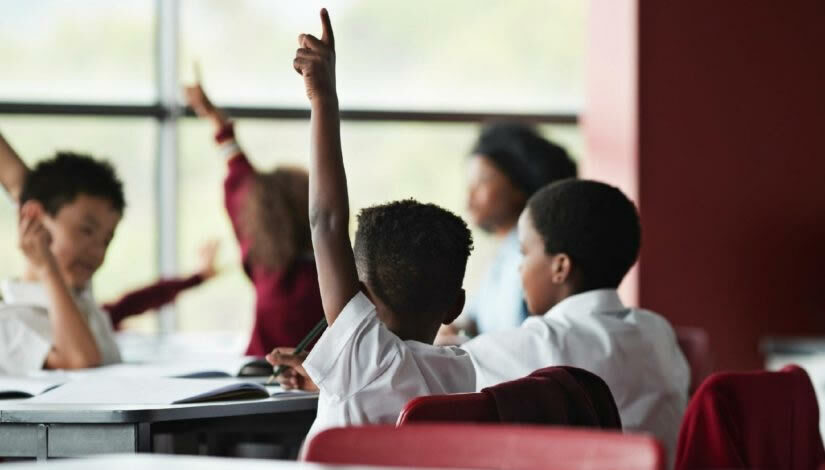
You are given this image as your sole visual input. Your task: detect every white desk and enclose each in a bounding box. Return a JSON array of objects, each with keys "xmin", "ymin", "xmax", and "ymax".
[
  {"xmin": 0, "ymin": 394, "xmax": 318, "ymax": 460},
  {"xmin": 0, "ymin": 454, "xmax": 405, "ymax": 470}
]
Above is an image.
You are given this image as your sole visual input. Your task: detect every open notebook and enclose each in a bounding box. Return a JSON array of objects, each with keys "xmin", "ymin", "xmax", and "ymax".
[
  {"xmin": 0, "ymin": 377, "xmax": 65, "ymax": 399},
  {"xmin": 26, "ymin": 377, "xmax": 281, "ymax": 405}
]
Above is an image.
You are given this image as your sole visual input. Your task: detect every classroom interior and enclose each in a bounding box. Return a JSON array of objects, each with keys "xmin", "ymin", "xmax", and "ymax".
[{"xmin": 1, "ymin": 1, "xmax": 824, "ymax": 469}]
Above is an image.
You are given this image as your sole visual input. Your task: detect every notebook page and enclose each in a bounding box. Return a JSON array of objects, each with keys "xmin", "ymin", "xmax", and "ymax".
[{"xmin": 28, "ymin": 377, "xmax": 267, "ymax": 404}]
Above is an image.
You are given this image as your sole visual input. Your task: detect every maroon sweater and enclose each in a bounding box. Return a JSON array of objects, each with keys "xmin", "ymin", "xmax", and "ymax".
[
  {"xmin": 104, "ymin": 124, "xmax": 325, "ymax": 356},
  {"xmin": 219, "ymin": 124, "xmax": 325, "ymax": 355}
]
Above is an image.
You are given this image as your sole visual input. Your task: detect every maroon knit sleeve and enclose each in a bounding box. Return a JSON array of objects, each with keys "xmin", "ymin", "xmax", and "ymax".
[
  {"xmin": 218, "ymin": 122, "xmax": 255, "ymax": 265},
  {"xmin": 103, "ymin": 274, "xmax": 205, "ymax": 328}
]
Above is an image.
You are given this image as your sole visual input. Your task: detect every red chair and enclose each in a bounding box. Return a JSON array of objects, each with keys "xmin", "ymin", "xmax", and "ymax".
[
  {"xmin": 398, "ymin": 366, "xmax": 621, "ymax": 429},
  {"xmin": 397, "ymin": 392, "xmax": 498, "ymax": 424},
  {"xmin": 675, "ymin": 326, "xmax": 713, "ymax": 395},
  {"xmin": 675, "ymin": 365, "xmax": 825, "ymax": 470},
  {"xmin": 304, "ymin": 424, "xmax": 664, "ymax": 470}
]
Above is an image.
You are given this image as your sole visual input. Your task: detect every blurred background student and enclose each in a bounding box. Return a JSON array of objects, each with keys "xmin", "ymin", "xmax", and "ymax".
[
  {"xmin": 183, "ymin": 82, "xmax": 324, "ymax": 356},
  {"xmin": 441, "ymin": 123, "xmax": 576, "ymax": 341}
]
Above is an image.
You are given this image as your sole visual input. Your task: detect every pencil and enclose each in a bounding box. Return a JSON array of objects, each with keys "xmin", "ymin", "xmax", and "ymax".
[{"xmin": 266, "ymin": 317, "xmax": 328, "ymax": 385}]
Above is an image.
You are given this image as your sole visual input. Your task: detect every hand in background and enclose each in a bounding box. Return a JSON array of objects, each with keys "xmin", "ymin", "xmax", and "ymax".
[
  {"xmin": 183, "ymin": 82, "xmax": 228, "ymax": 129},
  {"xmin": 196, "ymin": 239, "xmax": 221, "ymax": 280},
  {"xmin": 18, "ymin": 202, "xmax": 57, "ymax": 277}
]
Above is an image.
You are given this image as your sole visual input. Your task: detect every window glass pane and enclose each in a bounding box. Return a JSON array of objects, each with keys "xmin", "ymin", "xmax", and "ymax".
[
  {"xmin": 0, "ymin": 0, "xmax": 155, "ymax": 103},
  {"xmin": 0, "ymin": 117, "xmax": 157, "ymax": 330},
  {"xmin": 177, "ymin": 118, "xmax": 581, "ymax": 333},
  {"xmin": 181, "ymin": 0, "xmax": 585, "ymax": 113}
]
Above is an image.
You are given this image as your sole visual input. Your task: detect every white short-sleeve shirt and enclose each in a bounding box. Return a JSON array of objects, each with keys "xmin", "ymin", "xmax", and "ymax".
[
  {"xmin": 462, "ymin": 289, "xmax": 689, "ymax": 466},
  {"xmin": 0, "ymin": 279, "xmax": 121, "ymax": 375},
  {"xmin": 303, "ymin": 291, "xmax": 476, "ymax": 441}
]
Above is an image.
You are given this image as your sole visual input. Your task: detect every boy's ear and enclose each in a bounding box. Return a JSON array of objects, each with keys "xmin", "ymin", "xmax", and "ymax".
[
  {"xmin": 551, "ymin": 253, "xmax": 573, "ymax": 284},
  {"xmin": 443, "ymin": 288, "xmax": 465, "ymax": 325}
]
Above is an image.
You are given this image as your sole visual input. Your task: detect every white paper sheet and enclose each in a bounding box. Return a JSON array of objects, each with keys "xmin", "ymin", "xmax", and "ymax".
[{"xmin": 27, "ymin": 377, "xmax": 269, "ymax": 404}]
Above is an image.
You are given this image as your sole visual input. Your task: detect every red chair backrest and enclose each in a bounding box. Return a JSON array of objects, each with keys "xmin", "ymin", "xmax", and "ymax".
[
  {"xmin": 304, "ymin": 424, "xmax": 664, "ymax": 470},
  {"xmin": 675, "ymin": 365, "xmax": 825, "ymax": 470},
  {"xmin": 397, "ymin": 392, "xmax": 498, "ymax": 424},
  {"xmin": 398, "ymin": 366, "xmax": 621, "ymax": 429},
  {"xmin": 675, "ymin": 326, "xmax": 713, "ymax": 395}
]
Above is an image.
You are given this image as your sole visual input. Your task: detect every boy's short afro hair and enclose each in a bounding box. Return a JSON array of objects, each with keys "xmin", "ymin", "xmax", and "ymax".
[
  {"xmin": 527, "ymin": 179, "xmax": 641, "ymax": 290},
  {"xmin": 472, "ymin": 122, "xmax": 577, "ymax": 196},
  {"xmin": 353, "ymin": 199, "xmax": 473, "ymax": 317},
  {"xmin": 20, "ymin": 152, "xmax": 126, "ymax": 215}
]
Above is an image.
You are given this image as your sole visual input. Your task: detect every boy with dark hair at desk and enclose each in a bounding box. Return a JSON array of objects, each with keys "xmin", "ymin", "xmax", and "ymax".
[
  {"xmin": 462, "ymin": 179, "xmax": 689, "ymax": 464},
  {"xmin": 0, "ymin": 143, "xmax": 124, "ymax": 373},
  {"xmin": 266, "ymin": 9, "xmax": 476, "ymax": 438}
]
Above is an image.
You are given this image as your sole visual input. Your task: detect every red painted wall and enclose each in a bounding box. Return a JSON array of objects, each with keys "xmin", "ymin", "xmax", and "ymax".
[{"xmin": 587, "ymin": 0, "xmax": 825, "ymax": 370}]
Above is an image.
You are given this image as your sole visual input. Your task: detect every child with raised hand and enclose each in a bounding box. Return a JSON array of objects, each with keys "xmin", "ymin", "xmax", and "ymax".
[
  {"xmin": 0, "ymin": 145, "xmax": 125, "ymax": 373},
  {"xmin": 461, "ymin": 179, "xmax": 689, "ymax": 465},
  {"xmin": 267, "ymin": 9, "xmax": 476, "ymax": 438},
  {"xmin": 181, "ymin": 80, "xmax": 325, "ymax": 355}
]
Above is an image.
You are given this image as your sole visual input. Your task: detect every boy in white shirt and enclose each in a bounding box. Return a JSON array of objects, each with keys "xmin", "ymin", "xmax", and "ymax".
[
  {"xmin": 461, "ymin": 179, "xmax": 689, "ymax": 464},
  {"xmin": 266, "ymin": 9, "xmax": 476, "ymax": 440},
  {"xmin": 0, "ymin": 143, "xmax": 124, "ymax": 374}
]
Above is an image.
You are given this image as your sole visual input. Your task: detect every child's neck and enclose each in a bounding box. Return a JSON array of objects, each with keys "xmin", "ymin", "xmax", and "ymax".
[
  {"xmin": 396, "ymin": 328, "xmax": 439, "ymax": 345},
  {"xmin": 493, "ymin": 220, "xmax": 517, "ymax": 238},
  {"xmin": 385, "ymin": 318, "xmax": 440, "ymax": 345}
]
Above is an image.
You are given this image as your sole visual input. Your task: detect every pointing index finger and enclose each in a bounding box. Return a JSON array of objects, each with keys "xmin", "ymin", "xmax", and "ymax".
[{"xmin": 320, "ymin": 8, "xmax": 334, "ymax": 48}]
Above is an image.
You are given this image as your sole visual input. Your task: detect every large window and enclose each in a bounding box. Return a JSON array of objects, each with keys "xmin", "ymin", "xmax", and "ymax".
[
  {"xmin": 0, "ymin": 0, "xmax": 155, "ymax": 103},
  {"xmin": 180, "ymin": 0, "xmax": 585, "ymax": 112},
  {"xmin": 0, "ymin": 1, "xmax": 585, "ymax": 336}
]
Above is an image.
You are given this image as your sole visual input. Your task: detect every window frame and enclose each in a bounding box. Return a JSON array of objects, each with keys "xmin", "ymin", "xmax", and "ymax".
[{"xmin": 0, "ymin": 0, "xmax": 578, "ymax": 333}]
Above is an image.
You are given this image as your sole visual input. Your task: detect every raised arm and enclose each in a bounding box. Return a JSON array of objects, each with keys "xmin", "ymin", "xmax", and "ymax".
[
  {"xmin": 294, "ymin": 9, "xmax": 359, "ymax": 324},
  {"xmin": 19, "ymin": 202, "xmax": 101, "ymax": 369},
  {"xmin": 0, "ymin": 131, "xmax": 29, "ymax": 202},
  {"xmin": 183, "ymin": 84, "xmax": 257, "ymax": 260}
]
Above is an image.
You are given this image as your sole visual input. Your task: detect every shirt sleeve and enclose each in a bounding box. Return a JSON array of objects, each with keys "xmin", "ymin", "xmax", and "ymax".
[
  {"xmin": 303, "ymin": 291, "xmax": 401, "ymax": 400},
  {"xmin": 461, "ymin": 319, "xmax": 565, "ymax": 390},
  {"xmin": 0, "ymin": 311, "xmax": 52, "ymax": 375}
]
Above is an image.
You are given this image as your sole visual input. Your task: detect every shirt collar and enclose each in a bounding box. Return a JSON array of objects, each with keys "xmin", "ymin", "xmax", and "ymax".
[{"xmin": 543, "ymin": 288, "xmax": 626, "ymax": 320}]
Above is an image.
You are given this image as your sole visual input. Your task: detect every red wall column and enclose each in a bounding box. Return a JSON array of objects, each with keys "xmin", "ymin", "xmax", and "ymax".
[{"xmin": 586, "ymin": 0, "xmax": 825, "ymax": 370}]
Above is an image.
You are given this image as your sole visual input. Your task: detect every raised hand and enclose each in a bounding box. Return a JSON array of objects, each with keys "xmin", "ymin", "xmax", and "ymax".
[
  {"xmin": 183, "ymin": 82, "xmax": 228, "ymax": 128},
  {"xmin": 294, "ymin": 8, "xmax": 336, "ymax": 102},
  {"xmin": 196, "ymin": 238, "xmax": 221, "ymax": 280}
]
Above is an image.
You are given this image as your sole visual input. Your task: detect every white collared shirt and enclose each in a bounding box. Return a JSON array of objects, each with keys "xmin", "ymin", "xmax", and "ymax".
[
  {"xmin": 464, "ymin": 229, "xmax": 527, "ymax": 334},
  {"xmin": 303, "ymin": 291, "xmax": 476, "ymax": 441},
  {"xmin": 0, "ymin": 279, "xmax": 121, "ymax": 375},
  {"xmin": 462, "ymin": 289, "xmax": 689, "ymax": 464}
]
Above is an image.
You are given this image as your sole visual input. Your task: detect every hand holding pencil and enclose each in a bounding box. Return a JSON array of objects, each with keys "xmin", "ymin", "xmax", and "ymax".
[{"xmin": 265, "ymin": 318, "xmax": 327, "ymax": 391}]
